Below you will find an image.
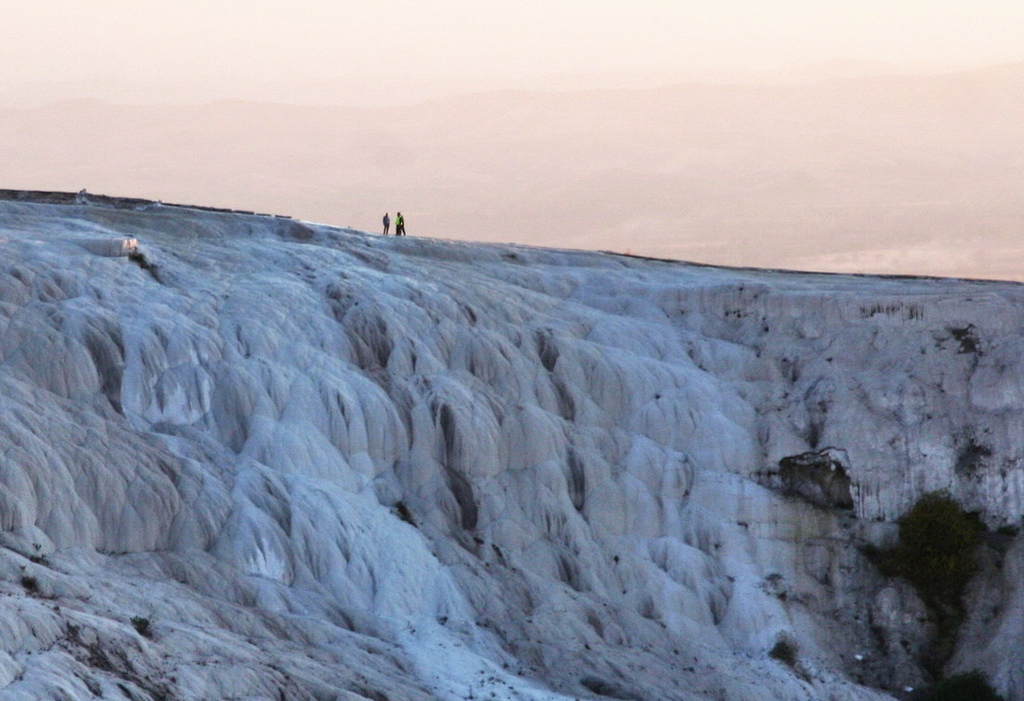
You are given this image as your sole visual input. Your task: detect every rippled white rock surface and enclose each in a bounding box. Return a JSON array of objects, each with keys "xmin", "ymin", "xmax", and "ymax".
[{"xmin": 1, "ymin": 196, "xmax": 1023, "ymax": 700}]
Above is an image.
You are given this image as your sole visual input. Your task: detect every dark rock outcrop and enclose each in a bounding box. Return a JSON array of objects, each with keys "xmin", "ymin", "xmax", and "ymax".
[{"xmin": 778, "ymin": 448, "xmax": 854, "ymax": 509}]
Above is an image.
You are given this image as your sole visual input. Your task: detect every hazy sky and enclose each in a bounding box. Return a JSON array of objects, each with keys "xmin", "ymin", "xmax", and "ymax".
[
  {"xmin": 4, "ymin": 2, "xmax": 1024, "ymax": 280},
  {"xmin": 3, "ymin": 1, "xmax": 1024, "ymax": 103}
]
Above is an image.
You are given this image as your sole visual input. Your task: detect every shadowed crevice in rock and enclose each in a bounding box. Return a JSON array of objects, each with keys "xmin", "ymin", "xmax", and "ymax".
[{"xmin": 778, "ymin": 448, "xmax": 854, "ymax": 510}]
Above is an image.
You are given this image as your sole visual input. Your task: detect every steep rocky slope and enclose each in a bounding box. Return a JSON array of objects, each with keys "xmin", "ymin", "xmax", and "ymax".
[{"xmin": 0, "ymin": 195, "xmax": 1021, "ymax": 700}]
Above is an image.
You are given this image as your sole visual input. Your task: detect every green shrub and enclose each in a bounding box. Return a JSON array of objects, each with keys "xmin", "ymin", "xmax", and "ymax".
[
  {"xmin": 131, "ymin": 616, "xmax": 153, "ymax": 638},
  {"xmin": 917, "ymin": 671, "xmax": 1005, "ymax": 701},
  {"xmin": 880, "ymin": 491, "xmax": 982, "ymax": 607},
  {"xmin": 867, "ymin": 492, "xmax": 985, "ymax": 674}
]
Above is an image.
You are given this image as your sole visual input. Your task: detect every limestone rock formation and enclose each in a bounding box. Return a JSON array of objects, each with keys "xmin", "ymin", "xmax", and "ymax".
[
  {"xmin": 777, "ymin": 448, "xmax": 854, "ymax": 509},
  {"xmin": 0, "ymin": 194, "xmax": 1022, "ymax": 700}
]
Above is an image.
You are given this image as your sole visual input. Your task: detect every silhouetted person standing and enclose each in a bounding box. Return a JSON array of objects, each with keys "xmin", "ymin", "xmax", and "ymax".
[
  {"xmin": 395, "ymin": 211, "xmax": 405, "ymax": 236},
  {"xmin": 382, "ymin": 212, "xmax": 390, "ymax": 235}
]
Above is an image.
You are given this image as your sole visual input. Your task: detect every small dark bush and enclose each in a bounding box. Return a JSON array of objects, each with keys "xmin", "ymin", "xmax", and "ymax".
[
  {"xmin": 949, "ymin": 326, "xmax": 981, "ymax": 355},
  {"xmin": 128, "ymin": 250, "xmax": 160, "ymax": 281},
  {"xmin": 131, "ymin": 616, "xmax": 153, "ymax": 638},
  {"xmin": 916, "ymin": 671, "xmax": 1005, "ymax": 701},
  {"xmin": 21, "ymin": 575, "xmax": 38, "ymax": 592},
  {"xmin": 769, "ymin": 638, "xmax": 798, "ymax": 667}
]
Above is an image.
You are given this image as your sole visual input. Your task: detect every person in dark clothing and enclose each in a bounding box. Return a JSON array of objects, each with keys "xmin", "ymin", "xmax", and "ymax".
[
  {"xmin": 382, "ymin": 212, "xmax": 390, "ymax": 235},
  {"xmin": 395, "ymin": 212, "xmax": 405, "ymax": 236}
]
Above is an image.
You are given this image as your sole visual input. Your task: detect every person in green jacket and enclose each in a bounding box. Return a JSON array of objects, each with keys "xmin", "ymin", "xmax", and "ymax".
[{"xmin": 395, "ymin": 212, "xmax": 406, "ymax": 236}]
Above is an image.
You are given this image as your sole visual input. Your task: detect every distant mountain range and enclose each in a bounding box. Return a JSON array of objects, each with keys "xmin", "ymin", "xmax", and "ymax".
[{"xmin": 2, "ymin": 63, "xmax": 1022, "ymax": 279}]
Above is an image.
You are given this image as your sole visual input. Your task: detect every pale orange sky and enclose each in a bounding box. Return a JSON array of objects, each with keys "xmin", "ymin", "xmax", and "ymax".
[
  {"xmin": 3, "ymin": 3, "xmax": 1024, "ymax": 280},
  {"xmin": 2, "ymin": 1, "xmax": 1024, "ymax": 105}
]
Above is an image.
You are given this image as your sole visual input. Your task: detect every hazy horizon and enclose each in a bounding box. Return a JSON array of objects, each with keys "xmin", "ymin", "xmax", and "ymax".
[{"xmin": 3, "ymin": 3, "xmax": 1024, "ymax": 279}]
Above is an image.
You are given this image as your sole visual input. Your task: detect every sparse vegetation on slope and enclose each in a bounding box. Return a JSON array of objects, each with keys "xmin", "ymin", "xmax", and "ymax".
[
  {"xmin": 884, "ymin": 492, "xmax": 983, "ymax": 604},
  {"xmin": 868, "ymin": 491, "xmax": 984, "ymax": 675}
]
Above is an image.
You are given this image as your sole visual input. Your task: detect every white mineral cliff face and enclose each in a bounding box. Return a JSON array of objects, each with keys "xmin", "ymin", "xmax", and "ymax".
[{"xmin": 0, "ymin": 195, "xmax": 1022, "ymax": 700}]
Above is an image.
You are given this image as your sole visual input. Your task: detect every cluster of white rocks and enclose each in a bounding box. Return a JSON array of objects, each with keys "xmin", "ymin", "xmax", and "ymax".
[{"xmin": 0, "ymin": 196, "xmax": 1022, "ymax": 700}]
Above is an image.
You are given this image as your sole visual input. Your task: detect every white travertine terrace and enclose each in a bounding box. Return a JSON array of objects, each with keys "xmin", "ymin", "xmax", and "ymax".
[{"xmin": 0, "ymin": 197, "xmax": 1022, "ymax": 700}]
